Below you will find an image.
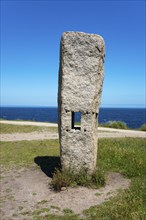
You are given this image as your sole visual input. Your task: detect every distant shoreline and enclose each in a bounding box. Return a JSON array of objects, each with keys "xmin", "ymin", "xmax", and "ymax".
[{"xmin": 1, "ymin": 107, "xmax": 145, "ymax": 129}]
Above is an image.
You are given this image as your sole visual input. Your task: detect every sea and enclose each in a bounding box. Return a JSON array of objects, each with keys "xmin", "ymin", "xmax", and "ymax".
[{"xmin": 0, "ymin": 107, "xmax": 146, "ymax": 129}]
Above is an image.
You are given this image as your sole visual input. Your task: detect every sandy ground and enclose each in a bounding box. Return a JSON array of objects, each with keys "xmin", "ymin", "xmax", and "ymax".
[
  {"xmin": 0, "ymin": 167, "xmax": 130, "ymax": 219},
  {"xmin": 0, "ymin": 120, "xmax": 146, "ymax": 141},
  {"xmin": 0, "ymin": 120, "xmax": 58, "ymax": 127}
]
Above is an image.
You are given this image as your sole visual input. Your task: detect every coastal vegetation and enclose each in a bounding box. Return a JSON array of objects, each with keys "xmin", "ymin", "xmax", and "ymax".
[
  {"xmin": 1, "ymin": 137, "xmax": 145, "ymax": 219},
  {"xmin": 99, "ymin": 121, "xmax": 128, "ymax": 129},
  {"xmin": 139, "ymin": 124, "xmax": 146, "ymax": 131},
  {"xmin": 0, "ymin": 123, "xmax": 57, "ymax": 134}
]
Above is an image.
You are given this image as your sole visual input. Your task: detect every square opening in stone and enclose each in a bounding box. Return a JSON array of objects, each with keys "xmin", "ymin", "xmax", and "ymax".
[{"xmin": 71, "ymin": 112, "xmax": 81, "ymax": 130}]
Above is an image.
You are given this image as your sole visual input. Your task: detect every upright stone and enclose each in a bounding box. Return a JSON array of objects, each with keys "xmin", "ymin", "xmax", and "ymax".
[{"xmin": 58, "ymin": 32, "xmax": 105, "ymax": 174}]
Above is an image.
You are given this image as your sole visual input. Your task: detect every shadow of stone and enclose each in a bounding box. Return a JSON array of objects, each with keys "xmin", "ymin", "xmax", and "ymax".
[{"xmin": 34, "ymin": 156, "xmax": 61, "ymax": 178}]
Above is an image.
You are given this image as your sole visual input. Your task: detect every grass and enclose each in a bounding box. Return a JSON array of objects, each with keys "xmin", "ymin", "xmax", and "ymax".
[
  {"xmin": 0, "ymin": 139, "xmax": 59, "ymax": 168},
  {"xmin": 51, "ymin": 168, "xmax": 105, "ymax": 191},
  {"xmin": 1, "ymin": 138, "xmax": 146, "ymax": 219},
  {"xmin": 83, "ymin": 176, "xmax": 146, "ymax": 220},
  {"xmin": 33, "ymin": 207, "xmax": 50, "ymax": 216},
  {"xmin": 63, "ymin": 208, "xmax": 74, "ymax": 214},
  {"xmin": 50, "ymin": 205, "xmax": 60, "ymax": 210},
  {"xmin": 97, "ymin": 138, "xmax": 146, "ymax": 178},
  {"xmin": 0, "ymin": 123, "xmax": 57, "ymax": 134},
  {"xmin": 37, "ymin": 200, "xmax": 48, "ymax": 205},
  {"xmin": 32, "ymin": 212, "xmax": 81, "ymax": 220}
]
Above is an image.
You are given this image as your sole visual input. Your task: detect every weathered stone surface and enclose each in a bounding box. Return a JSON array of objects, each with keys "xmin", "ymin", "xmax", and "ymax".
[{"xmin": 58, "ymin": 31, "xmax": 105, "ymax": 174}]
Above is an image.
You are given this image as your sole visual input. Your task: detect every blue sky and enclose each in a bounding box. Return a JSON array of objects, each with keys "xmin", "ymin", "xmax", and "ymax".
[{"xmin": 1, "ymin": 0, "xmax": 145, "ymax": 108}]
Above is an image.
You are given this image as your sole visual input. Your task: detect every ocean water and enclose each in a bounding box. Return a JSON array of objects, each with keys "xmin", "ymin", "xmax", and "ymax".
[{"xmin": 0, "ymin": 107, "xmax": 146, "ymax": 129}]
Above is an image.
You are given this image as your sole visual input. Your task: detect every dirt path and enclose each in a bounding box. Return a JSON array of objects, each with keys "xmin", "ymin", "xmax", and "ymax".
[
  {"xmin": 0, "ymin": 120, "xmax": 145, "ymax": 141},
  {"xmin": 0, "ymin": 131, "xmax": 59, "ymax": 141},
  {"xmin": 0, "ymin": 167, "xmax": 130, "ymax": 219},
  {"xmin": 1, "ymin": 130, "xmax": 146, "ymax": 142}
]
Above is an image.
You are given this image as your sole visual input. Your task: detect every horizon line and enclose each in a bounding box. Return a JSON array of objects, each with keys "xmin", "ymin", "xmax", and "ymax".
[{"xmin": 1, "ymin": 105, "xmax": 146, "ymax": 109}]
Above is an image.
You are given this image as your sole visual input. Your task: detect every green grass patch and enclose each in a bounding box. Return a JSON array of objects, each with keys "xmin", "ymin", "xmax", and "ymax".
[
  {"xmin": 50, "ymin": 205, "xmax": 60, "ymax": 210},
  {"xmin": 33, "ymin": 207, "xmax": 50, "ymax": 216},
  {"xmin": 98, "ymin": 138, "xmax": 146, "ymax": 178},
  {"xmin": 37, "ymin": 200, "xmax": 48, "ymax": 205},
  {"xmin": 32, "ymin": 213, "xmax": 81, "ymax": 220},
  {"xmin": 0, "ymin": 123, "xmax": 57, "ymax": 134},
  {"xmin": 0, "ymin": 139, "xmax": 59, "ymax": 168},
  {"xmin": 63, "ymin": 208, "xmax": 74, "ymax": 214}
]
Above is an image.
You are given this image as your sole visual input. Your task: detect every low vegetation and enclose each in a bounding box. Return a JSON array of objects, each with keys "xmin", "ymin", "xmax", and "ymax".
[
  {"xmin": 51, "ymin": 168, "xmax": 105, "ymax": 191},
  {"xmin": 139, "ymin": 124, "xmax": 146, "ymax": 131},
  {"xmin": 1, "ymin": 137, "xmax": 145, "ymax": 219},
  {"xmin": 0, "ymin": 123, "xmax": 57, "ymax": 134},
  {"xmin": 99, "ymin": 121, "xmax": 128, "ymax": 129},
  {"xmin": 0, "ymin": 139, "xmax": 59, "ymax": 168}
]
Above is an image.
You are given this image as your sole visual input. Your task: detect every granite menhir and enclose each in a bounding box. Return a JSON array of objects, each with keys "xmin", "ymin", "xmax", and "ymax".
[{"xmin": 58, "ymin": 31, "xmax": 105, "ymax": 174}]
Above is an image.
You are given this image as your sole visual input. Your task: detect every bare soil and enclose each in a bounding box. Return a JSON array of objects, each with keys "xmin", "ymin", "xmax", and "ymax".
[{"xmin": 0, "ymin": 166, "xmax": 130, "ymax": 220}]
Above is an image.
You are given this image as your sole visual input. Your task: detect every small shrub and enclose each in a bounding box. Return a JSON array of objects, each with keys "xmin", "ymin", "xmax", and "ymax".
[
  {"xmin": 91, "ymin": 168, "xmax": 106, "ymax": 188},
  {"xmin": 139, "ymin": 124, "xmax": 146, "ymax": 131},
  {"xmin": 50, "ymin": 168, "xmax": 105, "ymax": 191},
  {"xmin": 50, "ymin": 168, "xmax": 72, "ymax": 191},
  {"xmin": 72, "ymin": 169, "xmax": 91, "ymax": 187},
  {"xmin": 100, "ymin": 121, "xmax": 128, "ymax": 129}
]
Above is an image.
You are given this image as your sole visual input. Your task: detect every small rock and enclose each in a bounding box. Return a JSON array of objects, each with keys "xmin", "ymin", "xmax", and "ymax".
[{"xmin": 61, "ymin": 187, "xmax": 67, "ymax": 191}]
